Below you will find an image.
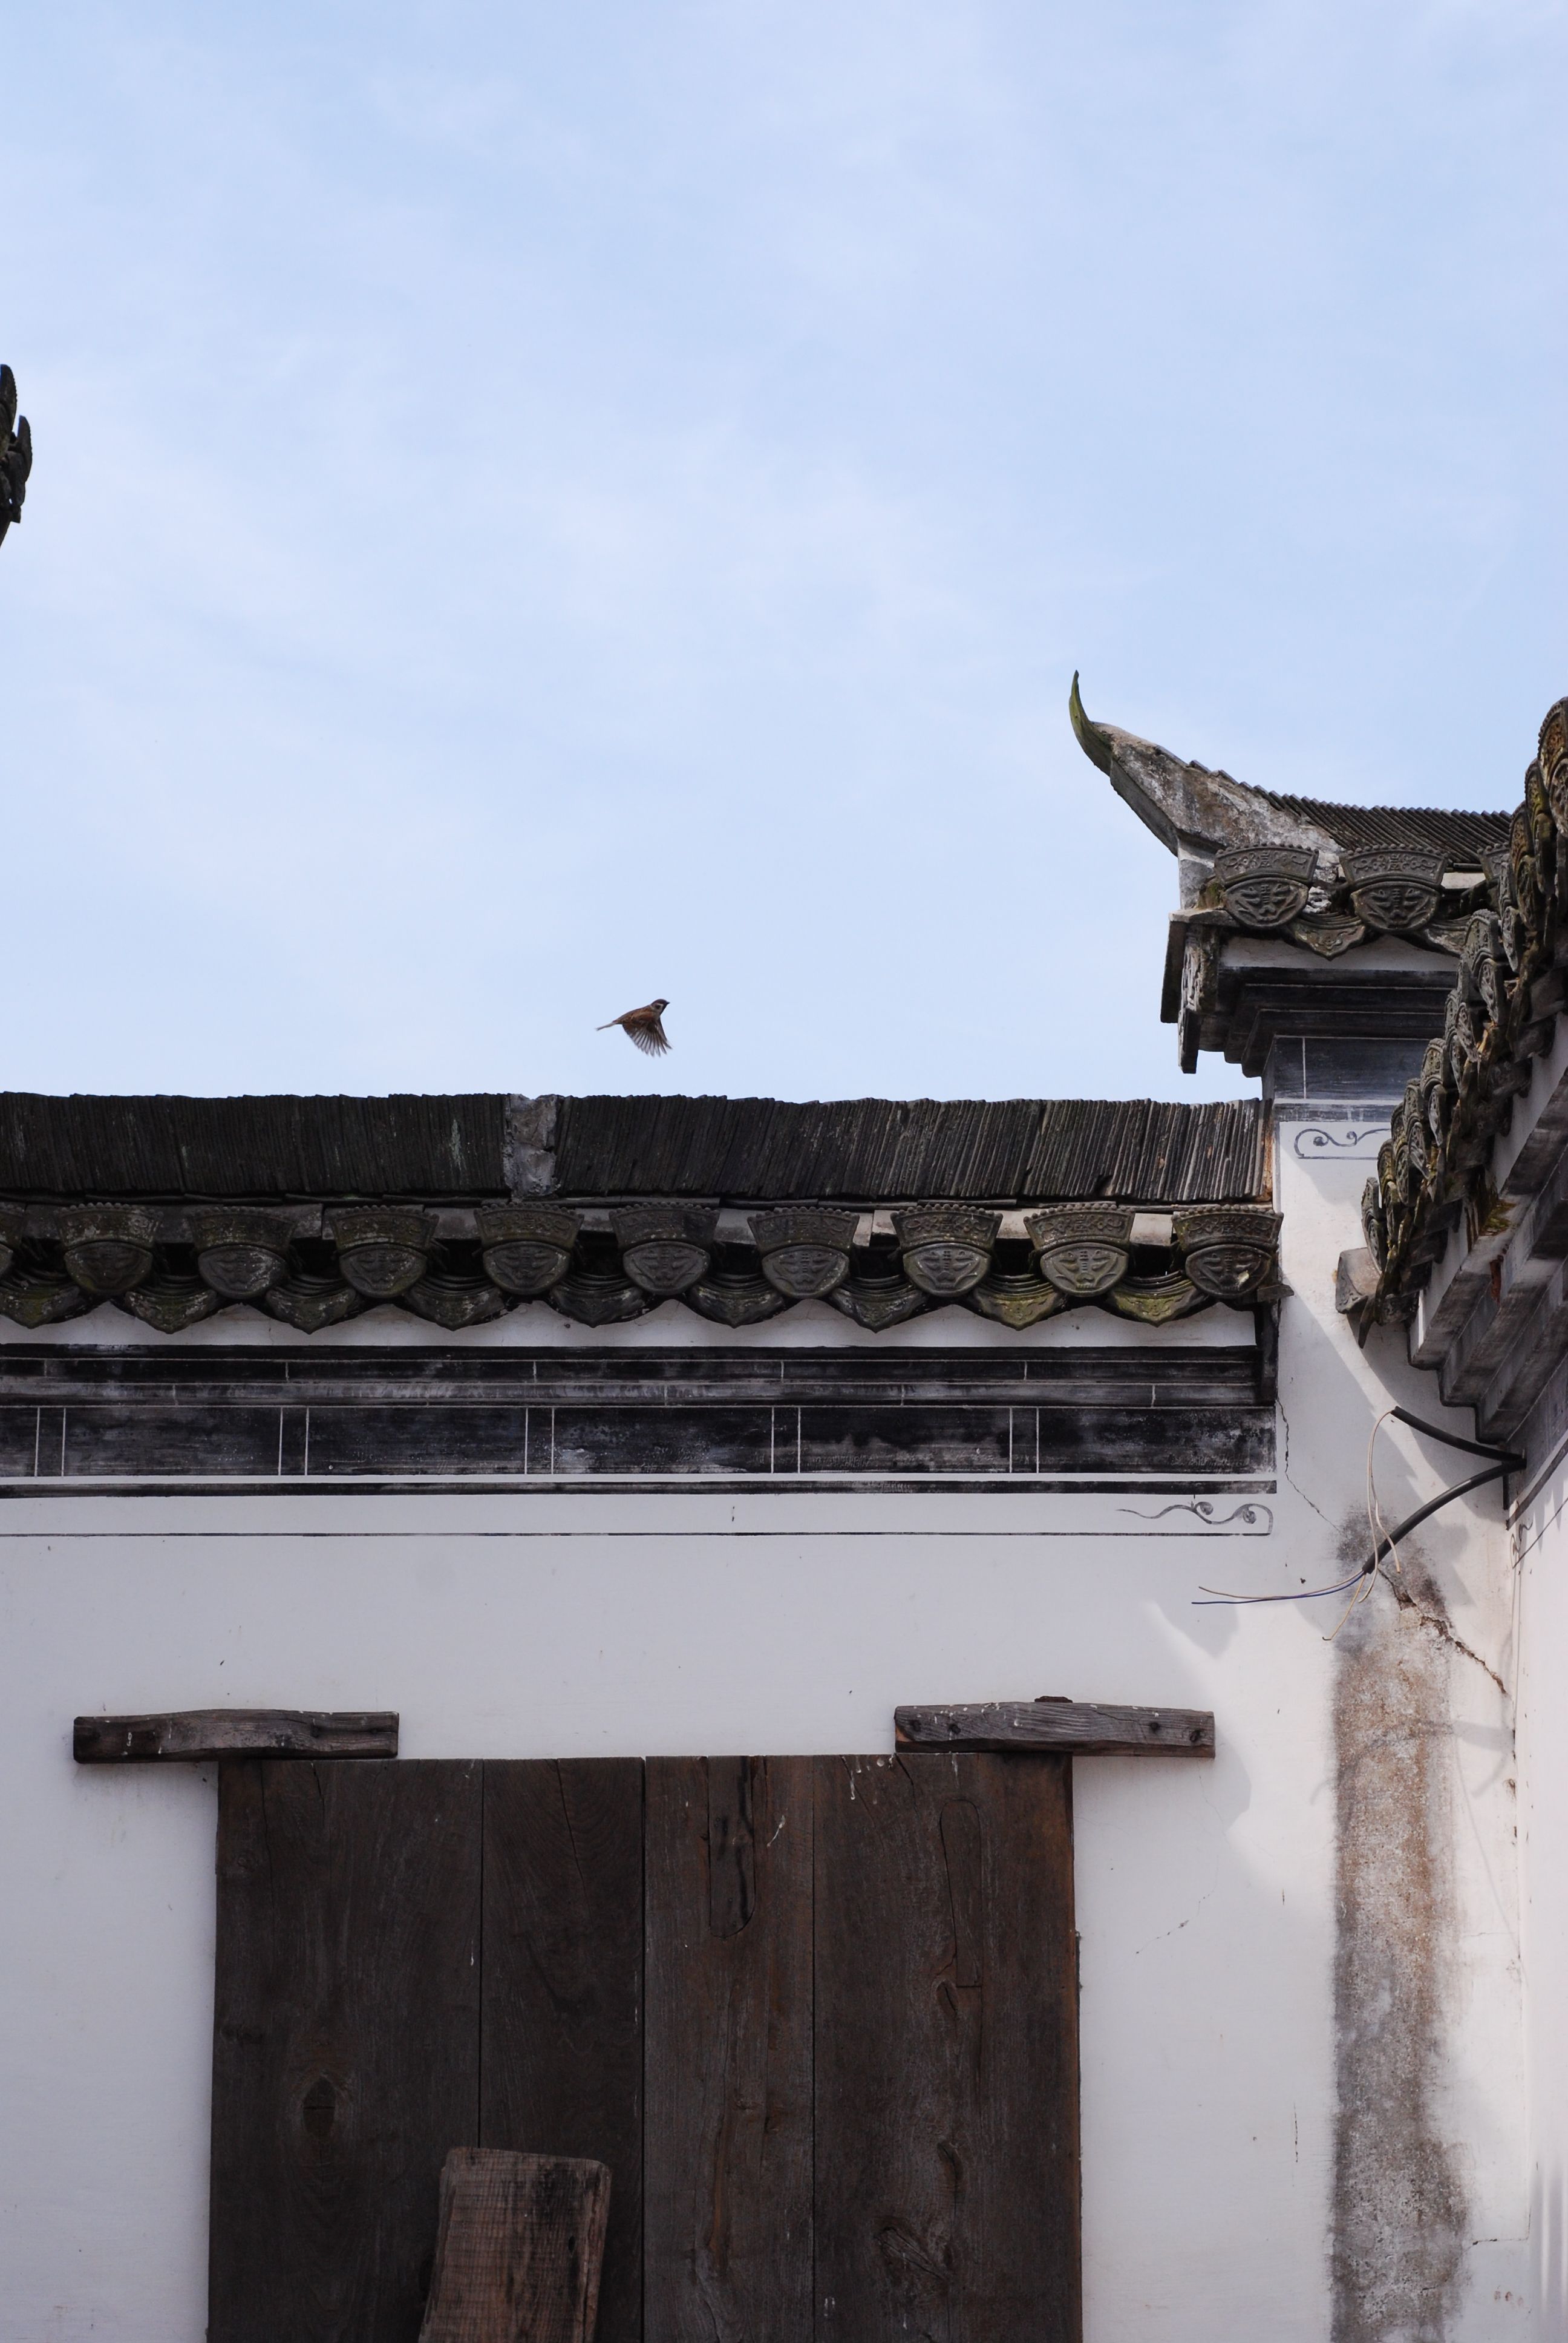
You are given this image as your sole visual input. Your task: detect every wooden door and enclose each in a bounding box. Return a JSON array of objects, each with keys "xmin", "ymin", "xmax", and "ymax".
[
  {"xmin": 210, "ymin": 1754, "xmax": 1079, "ymax": 2343},
  {"xmin": 814, "ymin": 1754, "xmax": 1078, "ymax": 2343},
  {"xmin": 209, "ymin": 1760, "xmax": 483, "ymax": 2342}
]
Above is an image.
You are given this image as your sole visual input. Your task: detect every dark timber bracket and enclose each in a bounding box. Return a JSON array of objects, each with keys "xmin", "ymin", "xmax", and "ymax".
[
  {"xmin": 894, "ymin": 1697, "xmax": 1214, "ymax": 1758},
  {"xmin": 73, "ymin": 1709, "xmax": 399, "ymax": 1763}
]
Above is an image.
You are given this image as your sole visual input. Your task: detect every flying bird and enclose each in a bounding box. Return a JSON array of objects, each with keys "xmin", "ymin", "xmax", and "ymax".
[
  {"xmin": 598, "ymin": 998, "xmax": 671, "ymax": 1055},
  {"xmin": 0, "ymin": 365, "xmax": 31, "ymax": 549}
]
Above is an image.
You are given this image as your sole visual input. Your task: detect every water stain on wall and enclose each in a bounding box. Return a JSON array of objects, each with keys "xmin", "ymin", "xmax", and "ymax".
[{"xmin": 1333, "ymin": 1556, "xmax": 1466, "ymax": 2343}]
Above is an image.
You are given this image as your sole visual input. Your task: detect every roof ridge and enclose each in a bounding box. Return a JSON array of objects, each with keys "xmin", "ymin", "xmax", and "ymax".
[{"xmin": 1258, "ymin": 786, "xmax": 1511, "ymax": 822}]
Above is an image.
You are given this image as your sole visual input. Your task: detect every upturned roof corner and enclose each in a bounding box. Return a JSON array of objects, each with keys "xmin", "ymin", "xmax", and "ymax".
[
  {"xmin": 1068, "ymin": 672, "xmax": 1339, "ymax": 878},
  {"xmin": 1068, "ymin": 672, "xmax": 1517, "ymax": 1084}
]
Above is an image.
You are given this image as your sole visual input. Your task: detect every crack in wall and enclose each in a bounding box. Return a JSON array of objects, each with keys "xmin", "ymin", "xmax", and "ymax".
[
  {"xmin": 1387, "ymin": 1575, "xmax": 1508, "ymax": 1699},
  {"xmin": 1279, "ymin": 1393, "xmax": 1336, "ymax": 1532}
]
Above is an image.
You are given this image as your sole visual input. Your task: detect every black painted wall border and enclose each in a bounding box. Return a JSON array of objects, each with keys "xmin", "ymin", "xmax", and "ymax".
[{"xmin": 0, "ymin": 1345, "xmax": 1274, "ymax": 1493}]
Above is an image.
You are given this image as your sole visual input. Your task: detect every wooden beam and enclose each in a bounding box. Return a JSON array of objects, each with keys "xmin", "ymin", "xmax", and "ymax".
[
  {"xmin": 73, "ymin": 1709, "xmax": 398, "ymax": 1764},
  {"xmin": 894, "ymin": 1697, "xmax": 1214, "ymax": 1758}
]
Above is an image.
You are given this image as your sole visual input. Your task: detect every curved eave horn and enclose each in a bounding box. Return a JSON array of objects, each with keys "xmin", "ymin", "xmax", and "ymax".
[{"xmin": 1068, "ymin": 670, "xmax": 1117, "ymax": 779}]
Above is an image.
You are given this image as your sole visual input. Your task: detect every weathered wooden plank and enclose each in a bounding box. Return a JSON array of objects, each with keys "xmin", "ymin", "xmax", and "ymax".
[
  {"xmin": 481, "ymin": 1761, "xmax": 644, "ymax": 2343},
  {"xmin": 419, "ymin": 2149, "xmax": 611, "ymax": 2343},
  {"xmin": 644, "ymin": 1757, "xmax": 814, "ymax": 2342},
  {"xmin": 74, "ymin": 1708, "xmax": 399, "ymax": 1763},
  {"xmin": 895, "ymin": 1697, "xmax": 1214, "ymax": 1758},
  {"xmin": 813, "ymin": 1752, "xmax": 1081, "ymax": 2343},
  {"xmin": 209, "ymin": 1759, "xmax": 481, "ymax": 2343}
]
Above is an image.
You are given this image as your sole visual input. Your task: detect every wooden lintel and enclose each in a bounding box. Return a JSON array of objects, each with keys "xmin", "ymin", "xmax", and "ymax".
[
  {"xmin": 73, "ymin": 1708, "xmax": 399, "ymax": 1765},
  {"xmin": 893, "ymin": 1698, "xmax": 1214, "ymax": 1758}
]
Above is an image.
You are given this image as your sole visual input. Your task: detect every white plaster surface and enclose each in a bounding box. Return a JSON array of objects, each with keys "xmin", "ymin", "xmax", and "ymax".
[
  {"xmin": 1274, "ymin": 1106, "xmax": 1527, "ymax": 2339},
  {"xmin": 1512, "ymin": 1451, "xmax": 1568, "ymax": 2336},
  {"xmin": 0, "ymin": 1123, "xmax": 1532, "ymax": 2340}
]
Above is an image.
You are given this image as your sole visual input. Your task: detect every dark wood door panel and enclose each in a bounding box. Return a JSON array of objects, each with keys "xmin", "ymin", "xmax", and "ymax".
[
  {"xmin": 209, "ymin": 1758, "xmax": 482, "ymax": 2343},
  {"xmin": 480, "ymin": 1760, "xmax": 645, "ymax": 2343},
  {"xmin": 812, "ymin": 1752, "xmax": 1080, "ymax": 2343},
  {"xmin": 209, "ymin": 1752, "xmax": 1081, "ymax": 2343},
  {"xmin": 644, "ymin": 1757, "xmax": 814, "ymax": 2343}
]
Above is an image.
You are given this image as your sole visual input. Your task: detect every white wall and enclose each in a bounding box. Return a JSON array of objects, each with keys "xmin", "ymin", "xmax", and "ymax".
[
  {"xmin": 1514, "ymin": 1446, "xmax": 1568, "ymax": 2336},
  {"xmin": 1275, "ymin": 1106, "xmax": 1526, "ymax": 2341},
  {"xmin": 0, "ymin": 1126, "xmax": 1530, "ymax": 2341}
]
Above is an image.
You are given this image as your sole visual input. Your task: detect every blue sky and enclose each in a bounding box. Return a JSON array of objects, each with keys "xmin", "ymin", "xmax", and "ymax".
[{"xmin": 5, "ymin": 0, "xmax": 1563, "ymax": 1104}]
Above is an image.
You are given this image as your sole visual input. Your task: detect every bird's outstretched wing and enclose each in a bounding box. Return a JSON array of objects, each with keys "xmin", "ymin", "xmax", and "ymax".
[
  {"xmin": 0, "ymin": 366, "xmax": 30, "ymax": 548},
  {"xmin": 598, "ymin": 999, "xmax": 671, "ymax": 1053}
]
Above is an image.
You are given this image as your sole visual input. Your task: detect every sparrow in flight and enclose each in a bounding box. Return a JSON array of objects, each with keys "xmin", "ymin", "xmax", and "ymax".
[
  {"xmin": 0, "ymin": 365, "xmax": 31, "ymax": 549},
  {"xmin": 598, "ymin": 998, "xmax": 671, "ymax": 1055}
]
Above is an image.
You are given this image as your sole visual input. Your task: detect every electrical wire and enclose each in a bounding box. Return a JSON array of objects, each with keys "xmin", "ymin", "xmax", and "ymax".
[
  {"xmin": 1324, "ymin": 1409, "xmax": 1403, "ymax": 1642},
  {"xmin": 1195, "ymin": 1409, "xmax": 1522, "ymax": 1613}
]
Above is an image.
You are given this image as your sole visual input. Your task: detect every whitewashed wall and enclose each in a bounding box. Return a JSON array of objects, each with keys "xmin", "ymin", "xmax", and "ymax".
[
  {"xmin": 1513, "ymin": 1447, "xmax": 1568, "ymax": 2336},
  {"xmin": 1275, "ymin": 1106, "xmax": 1525, "ymax": 2341},
  {"xmin": 0, "ymin": 1121, "xmax": 1527, "ymax": 2342}
]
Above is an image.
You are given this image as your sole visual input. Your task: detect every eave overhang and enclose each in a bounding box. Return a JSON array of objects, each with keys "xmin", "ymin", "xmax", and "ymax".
[
  {"xmin": 1071, "ymin": 675, "xmax": 1512, "ymax": 1075},
  {"xmin": 1344, "ymin": 698, "xmax": 1568, "ymax": 1456},
  {"xmin": 0, "ymin": 1091, "xmax": 1280, "ymax": 1338}
]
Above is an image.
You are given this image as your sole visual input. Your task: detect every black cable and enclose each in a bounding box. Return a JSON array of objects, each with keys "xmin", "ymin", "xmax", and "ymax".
[
  {"xmin": 1365, "ymin": 1460, "xmax": 1512, "ymax": 1567},
  {"xmin": 1196, "ymin": 1458, "xmax": 1513, "ymax": 1607},
  {"xmin": 1388, "ymin": 1405, "xmax": 1523, "ymax": 1469}
]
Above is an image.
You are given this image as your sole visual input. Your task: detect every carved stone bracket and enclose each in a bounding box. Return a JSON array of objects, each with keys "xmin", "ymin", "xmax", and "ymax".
[
  {"xmin": 118, "ymin": 1273, "xmax": 223, "ymax": 1335},
  {"xmin": 57, "ymin": 1206, "xmax": 158, "ymax": 1297},
  {"xmin": 892, "ymin": 1206, "xmax": 1002, "ymax": 1297},
  {"xmin": 327, "ymin": 1208, "xmax": 435, "ymax": 1300},
  {"xmin": 0, "ymin": 1188, "xmax": 1285, "ymax": 1336},
  {"xmin": 477, "ymin": 1203, "xmax": 580, "ymax": 1297},
  {"xmin": 401, "ymin": 1258, "xmax": 514, "ymax": 1331},
  {"xmin": 0, "ymin": 1265, "xmax": 94, "ymax": 1328},
  {"xmin": 1341, "ymin": 847, "xmax": 1448, "ymax": 935},
  {"xmin": 825, "ymin": 1253, "xmax": 932, "ymax": 1330},
  {"xmin": 749, "ymin": 1207, "xmax": 860, "ymax": 1299},
  {"xmin": 1213, "ymin": 845, "xmax": 1319, "ymax": 931},
  {"xmin": 611, "ymin": 1205, "xmax": 717, "ymax": 1297},
  {"xmin": 549, "ymin": 1231, "xmax": 655, "ymax": 1327},
  {"xmin": 189, "ymin": 1207, "xmax": 294, "ymax": 1300},
  {"xmin": 1172, "ymin": 1207, "xmax": 1284, "ymax": 1302},
  {"xmin": 962, "ymin": 1265, "xmax": 1067, "ymax": 1329},
  {"xmin": 264, "ymin": 1267, "xmax": 370, "ymax": 1334},
  {"xmin": 1106, "ymin": 1273, "xmax": 1206, "ymax": 1325},
  {"xmin": 684, "ymin": 1251, "xmax": 793, "ymax": 1326},
  {"xmin": 1026, "ymin": 1204, "xmax": 1133, "ymax": 1298}
]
